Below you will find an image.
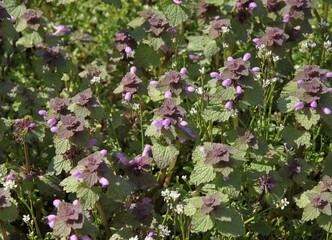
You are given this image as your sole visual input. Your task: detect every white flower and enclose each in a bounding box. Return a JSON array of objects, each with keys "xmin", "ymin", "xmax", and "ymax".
[
  {"xmin": 181, "ymin": 175, "xmax": 187, "ymax": 180},
  {"xmin": 145, "ymin": 236, "xmax": 153, "ymax": 240},
  {"xmin": 272, "ymin": 55, "xmax": 280, "ymax": 62},
  {"xmin": 158, "ymin": 225, "xmax": 170, "ymax": 238},
  {"xmin": 324, "ymin": 40, "xmax": 331, "ymax": 49},
  {"xmin": 174, "ymin": 204, "xmax": 184, "ymax": 214},
  {"xmin": 199, "ymin": 67, "xmax": 205, "ymax": 74},
  {"xmin": 195, "ymin": 87, "xmax": 203, "ymax": 95},
  {"xmin": 189, "ymin": 108, "xmax": 197, "ymax": 115},
  {"xmin": 169, "ymin": 190, "xmax": 180, "ymax": 201},
  {"xmin": 22, "ymin": 214, "xmax": 31, "ymax": 224},
  {"xmin": 3, "ymin": 180, "xmax": 17, "ymax": 191},
  {"xmin": 222, "ymin": 42, "xmax": 229, "ymax": 48},
  {"xmin": 132, "ymin": 103, "xmax": 140, "ymax": 110},
  {"xmin": 221, "ymin": 26, "xmax": 230, "ymax": 33},
  {"xmin": 277, "ymin": 198, "xmax": 290, "ymax": 210},
  {"xmin": 90, "ymin": 76, "xmax": 100, "ymax": 84},
  {"xmin": 129, "ymin": 236, "xmax": 139, "ymax": 240}
]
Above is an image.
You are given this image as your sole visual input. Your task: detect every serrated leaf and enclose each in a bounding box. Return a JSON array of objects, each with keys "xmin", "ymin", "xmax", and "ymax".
[
  {"xmin": 54, "ymin": 136, "xmax": 71, "ymax": 154},
  {"xmin": 203, "ymin": 106, "xmax": 232, "ymax": 122},
  {"xmin": 152, "ymin": 142, "xmax": 179, "ymax": 169},
  {"xmin": 210, "ymin": 86, "xmax": 236, "ymax": 104},
  {"xmin": 317, "ymin": 214, "xmax": 332, "ymax": 233},
  {"xmin": 16, "ymin": 32, "xmax": 42, "ymax": 48},
  {"xmin": 190, "ymin": 163, "xmax": 216, "ymax": 185},
  {"xmin": 164, "ymin": 3, "xmax": 192, "ymax": 27},
  {"xmin": 187, "ymin": 36, "xmax": 210, "ymax": 52},
  {"xmin": 191, "ymin": 212, "xmax": 214, "ymax": 233},
  {"xmin": 49, "ymin": 155, "xmax": 72, "ymax": 175},
  {"xmin": 3, "ymin": 0, "xmax": 26, "ymax": 18},
  {"xmin": 302, "ymin": 205, "xmax": 320, "ymax": 221},
  {"xmin": 68, "ymin": 103, "xmax": 91, "ymax": 118},
  {"xmin": 76, "ymin": 186, "xmax": 100, "ymax": 210},
  {"xmin": 53, "ymin": 219, "xmax": 71, "ymax": 238},
  {"xmin": 60, "ymin": 176, "xmax": 80, "ymax": 193},
  {"xmin": 295, "ymin": 109, "xmax": 320, "ymax": 130},
  {"xmin": 204, "ymin": 40, "xmax": 219, "ymax": 59}
]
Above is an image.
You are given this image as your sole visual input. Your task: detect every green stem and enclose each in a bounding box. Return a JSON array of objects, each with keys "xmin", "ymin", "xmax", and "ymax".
[
  {"xmin": 139, "ymin": 101, "xmax": 145, "ymax": 151},
  {"xmin": 23, "ymin": 143, "xmax": 30, "ymax": 173},
  {"xmin": 0, "ymin": 221, "xmax": 8, "ymax": 240},
  {"xmin": 323, "ymin": 2, "xmax": 329, "ymax": 22},
  {"xmin": 96, "ymin": 200, "xmax": 111, "ymax": 238}
]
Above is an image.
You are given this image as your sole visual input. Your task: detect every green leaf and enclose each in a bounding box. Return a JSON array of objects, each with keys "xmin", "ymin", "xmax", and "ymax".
[
  {"xmin": 68, "ymin": 103, "xmax": 91, "ymax": 118},
  {"xmin": 203, "ymin": 105, "xmax": 232, "ymax": 122},
  {"xmin": 152, "ymin": 142, "xmax": 179, "ymax": 169},
  {"xmin": 295, "ymin": 109, "xmax": 320, "ymax": 130},
  {"xmin": 317, "ymin": 214, "xmax": 332, "ymax": 233},
  {"xmin": 60, "ymin": 176, "xmax": 80, "ymax": 193},
  {"xmin": 3, "ymin": 0, "xmax": 26, "ymax": 18},
  {"xmin": 282, "ymin": 126, "xmax": 311, "ymax": 148},
  {"xmin": 54, "ymin": 136, "xmax": 71, "ymax": 154},
  {"xmin": 184, "ymin": 197, "xmax": 203, "ymax": 216},
  {"xmin": 190, "ymin": 162, "xmax": 216, "ymax": 185},
  {"xmin": 0, "ymin": 205, "xmax": 19, "ymax": 222},
  {"xmin": 164, "ymin": 3, "xmax": 193, "ymax": 27},
  {"xmin": 302, "ymin": 205, "xmax": 320, "ymax": 221},
  {"xmin": 187, "ymin": 36, "xmax": 210, "ymax": 52},
  {"xmin": 204, "ymin": 40, "xmax": 219, "ymax": 59},
  {"xmin": 102, "ymin": 0, "xmax": 122, "ymax": 8},
  {"xmin": 214, "ymin": 207, "xmax": 245, "ymax": 237},
  {"xmin": 16, "ymin": 32, "xmax": 42, "ymax": 48},
  {"xmin": 53, "ymin": 219, "xmax": 71, "ymax": 238},
  {"xmin": 191, "ymin": 212, "xmax": 214, "ymax": 233},
  {"xmin": 76, "ymin": 186, "xmax": 100, "ymax": 210},
  {"xmin": 49, "ymin": 155, "xmax": 72, "ymax": 175},
  {"xmin": 106, "ymin": 175, "xmax": 135, "ymax": 200},
  {"xmin": 134, "ymin": 44, "xmax": 161, "ymax": 68}
]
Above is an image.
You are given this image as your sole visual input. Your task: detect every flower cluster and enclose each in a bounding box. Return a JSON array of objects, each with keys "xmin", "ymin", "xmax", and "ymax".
[
  {"xmin": 154, "ymin": 69, "xmax": 194, "ymax": 96},
  {"xmin": 47, "ymin": 200, "xmax": 91, "ymax": 239},
  {"xmin": 258, "ymin": 175, "xmax": 276, "ymax": 191},
  {"xmin": 139, "ymin": 10, "xmax": 171, "ymax": 36},
  {"xmin": 254, "ymin": 27, "xmax": 289, "ymax": 50},
  {"xmin": 234, "ymin": 0, "xmax": 257, "ymax": 23},
  {"xmin": 71, "ymin": 151, "xmax": 109, "ymax": 188},
  {"xmin": 35, "ymin": 45, "xmax": 66, "ymax": 68},
  {"xmin": 283, "ymin": 0, "xmax": 311, "ymax": 21},
  {"xmin": 114, "ymin": 66, "xmax": 142, "ymax": 101},
  {"xmin": 293, "ymin": 65, "xmax": 332, "ymax": 114},
  {"xmin": 263, "ymin": 0, "xmax": 285, "ymax": 12},
  {"xmin": 201, "ymin": 193, "xmax": 221, "ymax": 214},
  {"xmin": 21, "ymin": 9, "xmax": 43, "ymax": 30},
  {"xmin": 209, "ymin": 19, "xmax": 230, "ymax": 39},
  {"xmin": 14, "ymin": 118, "xmax": 36, "ymax": 143},
  {"xmin": 114, "ymin": 30, "xmax": 136, "ymax": 53}
]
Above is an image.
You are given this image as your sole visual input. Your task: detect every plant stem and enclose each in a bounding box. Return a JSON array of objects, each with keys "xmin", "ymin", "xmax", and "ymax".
[
  {"xmin": 139, "ymin": 101, "xmax": 145, "ymax": 151},
  {"xmin": 163, "ymin": 158, "xmax": 177, "ymax": 188},
  {"xmin": 0, "ymin": 221, "xmax": 8, "ymax": 240},
  {"xmin": 96, "ymin": 200, "xmax": 111, "ymax": 238},
  {"xmin": 23, "ymin": 143, "xmax": 30, "ymax": 173}
]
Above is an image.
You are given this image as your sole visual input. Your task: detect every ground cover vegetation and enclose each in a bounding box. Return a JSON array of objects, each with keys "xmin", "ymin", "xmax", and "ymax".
[{"xmin": 0, "ymin": 0, "xmax": 332, "ymax": 239}]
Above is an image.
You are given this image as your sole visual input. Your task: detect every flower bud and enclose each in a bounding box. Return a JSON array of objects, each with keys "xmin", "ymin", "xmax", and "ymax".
[
  {"xmin": 222, "ymin": 78, "xmax": 232, "ymax": 87},
  {"xmin": 227, "ymin": 56, "xmax": 233, "ymax": 61},
  {"xmin": 53, "ymin": 199, "xmax": 61, "ymax": 208},
  {"xmin": 150, "ymin": 80, "xmax": 158, "ymax": 86},
  {"xmin": 186, "ymin": 86, "xmax": 195, "ymax": 92},
  {"xmin": 283, "ymin": 14, "xmax": 290, "ymax": 23},
  {"xmin": 252, "ymin": 67, "xmax": 260, "ymax": 72},
  {"xmin": 130, "ymin": 66, "xmax": 137, "ymax": 74},
  {"xmin": 142, "ymin": 144, "xmax": 151, "ymax": 157},
  {"xmin": 225, "ymin": 100, "xmax": 233, "ymax": 110},
  {"xmin": 249, "ymin": 2, "xmax": 257, "ymax": 11},
  {"xmin": 326, "ymin": 72, "xmax": 332, "ymax": 78},
  {"xmin": 162, "ymin": 118, "xmax": 171, "ymax": 129},
  {"xmin": 180, "ymin": 67, "xmax": 187, "ymax": 74},
  {"xmin": 179, "ymin": 120, "xmax": 188, "ymax": 126},
  {"xmin": 50, "ymin": 127, "xmax": 58, "ymax": 133},
  {"xmin": 100, "ymin": 149, "xmax": 107, "ymax": 156},
  {"xmin": 173, "ymin": 0, "xmax": 183, "ymax": 4},
  {"xmin": 47, "ymin": 118, "xmax": 57, "ymax": 126},
  {"xmin": 70, "ymin": 235, "xmax": 78, "ymax": 240},
  {"xmin": 99, "ymin": 177, "xmax": 109, "ymax": 188},
  {"xmin": 73, "ymin": 199, "xmax": 79, "ymax": 205},
  {"xmin": 165, "ymin": 90, "xmax": 172, "ymax": 99},
  {"xmin": 125, "ymin": 46, "xmax": 132, "ymax": 54},
  {"xmin": 243, "ymin": 53, "xmax": 251, "ymax": 61},
  {"xmin": 236, "ymin": 85, "xmax": 244, "ymax": 95},
  {"xmin": 210, "ymin": 72, "xmax": 222, "ymax": 80},
  {"xmin": 310, "ymin": 101, "xmax": 317, "ymax": 109},
  {"xmin": 294, "ymin": 102, "xmax": 304, "ymax": 111},
  {"xmin": 124, "ymin": 92, "xmax": 131, "ymax": 102},
  {"xmin": 38, "ymin": 110, "xmax": 47, "ymax": 116},
  {"xmin": 323, "ymin": 107, "xmax": 331, "ymax": 115}
]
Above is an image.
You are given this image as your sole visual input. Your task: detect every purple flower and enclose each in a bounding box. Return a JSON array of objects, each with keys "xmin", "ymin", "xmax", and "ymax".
[
  {"xmin": 236, "ymin": 2, "xmax": 242, "ymax": 8},
  {"xmin": 258, "ymin": 175, "xmax": 275, "ymax": 191},
  {"xmin": 283, "ymin": 13, "xmax": 290, "ymax": 23},
  {"xmin": 152, "ymin": 119, "xmax": 163, "ymax": 131},
  {"xmin": 236, "ymin": 85, "xmax": 244, "ymax": 95},
  {"xmin": 210, "ymin": 72, "xmax": 222, "ymax": 80},
  {"xmin": 125, "ymin": 46, "xmax": 132, "ymax": 54},
  {"xmin": 142, "ymin": 144, "xmax": 152, "ymax": 157},
  {"xmin": 124, "ymin": 92, "xmax": 132, "ymax": 102},
  {"xmin": 323, "ymin": 107, "xmax": 331, "ymax": 115},
  {"xmin": 222, "ymin": 78, "xmax": 232, "ymax": 87},
  {"xmin": 100, "ymin": 149, "xmax": 107, "ymax": 156},
  {"xmin": 189, "ymin": 54, "xmax": 200, "ymax": 61},
  {"xmin": 162, "ymin": 118, "xmax": 171, "ymax": 129},
  {"xmin": 294, "ymin": 102, "xmax": 305, "ymax": 111},
  {"xmin": 326, "ymin": 72, "xmax": 332, "ymax": 78},
  {"xmin": 173, "ymin": 0, "xmax": 183, "ymax": 4},
  {"xmin": 180, "ymin": 67, "xmax": 187, "ymax": 74},
  {"xmin": 249, "ymin": 2, "xmax": 257, "ymax": 11},
  {"xmin": 225, "ymin": 100, "xmax": 233, "ymax": 110},
  {"xmin": 150, "ymin": 80, "xmax": 158, "ymax": 86},
  {"xmin": 53, "ymin": 199, "xmax": 61, "ymax": 208},
  {"xmin": 38, "ymin": 110, "xmax": 47, "ymax": 116},
  {"xmin": 99, "ymin": 177, "xmax": 109, "ymax": 188},
  {"xmin": 69, "ymin": 235, "xmax": 78, "ymax": 240},
  {"xmin": 165, "ymin": 90, "xmax": 172, "ymax": 99},
  {"xmin": 50, "ymin": 126, "xmax": 58, "ymax": 133},
  {"xmin": 47, "ymin": 118, "xmax": 57, "ymax": 127},
  {"xmin": 243, "ymin": 53, "xmax": 251, "ymax": 61},
  {"xmin": 130, "ymin": 66, "xmax": 137, "ymax": 74},
  {"xmin": 179, "ymin": 120, "xmax": 188, "ymax": 126},
  {"xmin": 47, "ymin": 214, "xmax": 57, "ymax": 229},
  {"xmin": 227, "ymin": 56, "xmax": 233, "ymax": 61},
  {"xmin": 82, "ymin": 236, "xmax": 91, "ymax": 240},
  {"xmin": 88, "ymin": 138, "xmax": 97, "ymax": 147},
  {"xmin": 186, "ymin": 86, "xmax": 195, "ymax": 92},
  {"xmin": 310, "ymin": 101, "xmax": 317, "ymax": 110},
  {"xmin": 71, "ymin": 171, "xmax": 83, "ymax": 179},
  {"xmin": 252, "ymin": 67, "xmax": 260, "ymax": 72},
  {"xmin": 116, "ymin": 152, "xmax": 129, "ymax": 165}
]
